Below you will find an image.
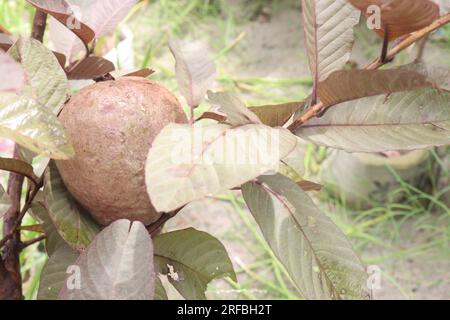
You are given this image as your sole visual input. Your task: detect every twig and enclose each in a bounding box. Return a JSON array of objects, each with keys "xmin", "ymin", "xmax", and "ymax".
[
  {"xmin": 0, "ymin": 177, "xmax": 44, "ymax": 249},
  {"xmin": 31, "ymin": 10, "xmax": 47, "ymax": 42},
  {"xmin": 288, "ymin": 13, "xmax": 450, "ymax": 132},
  {"xmin": 146, "ymin": 206, "xmax": 185, "ymax": 237},
  {"xmin": 19, "ymin": 235, "xmax": 46, "ymax": 250},
  {"xmin": 414, "ymin": 35, "xmax": 429, "ymax": 63},
  {"xmin": 0, "ymin": 147, "xmax": 25, "ymax": 300},
  {"xmin": 365, "ymin": 13, "xmax": 450, "ymax": 70}
]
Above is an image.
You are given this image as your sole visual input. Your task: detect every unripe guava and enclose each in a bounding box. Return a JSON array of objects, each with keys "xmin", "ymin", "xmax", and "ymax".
[{"xmin": 55, "ymin": 77, "xmax": 187, "ymax": 226}]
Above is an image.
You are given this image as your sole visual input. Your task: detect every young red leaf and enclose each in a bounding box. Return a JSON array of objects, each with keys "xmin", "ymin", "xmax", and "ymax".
[
  {"xmin": 317, "ymin": 68, "xmax": 433, "ymax": 106},
  {"xmin": 249, "ymin": 101, "xmax": 305, "ymax": 127},
  {"xmin": 67, "ymin": 56, "xmax": 115, "ymax": 80},
  {"xmin": 122, "ymin": 68, "xmax": 155, "ymax": 78},
  {"xmin": 349, "ymin": 0, "xmax": 440, "ymax": 40}
]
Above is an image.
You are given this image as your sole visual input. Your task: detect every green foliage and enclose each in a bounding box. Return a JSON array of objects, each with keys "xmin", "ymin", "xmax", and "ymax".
[
  {"xmin": 43, "ymin": 162, "xmax": 100, "ymax": 251},
  {"xmin": 242, "ymin": 174, "xmax": 368, "ymax": 299},
  {"xmin": 154, "ymin": 228, "xmax": 237, "ymax": 300},
  {"xmin": 59, "ymin": 219, "xmax": 155, "ymax": 300}
]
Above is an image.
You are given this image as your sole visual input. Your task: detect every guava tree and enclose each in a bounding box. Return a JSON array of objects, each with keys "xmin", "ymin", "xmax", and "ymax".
[{"xmin": 0, "ymin": 0, "xmax": 449, "ymax": 300}]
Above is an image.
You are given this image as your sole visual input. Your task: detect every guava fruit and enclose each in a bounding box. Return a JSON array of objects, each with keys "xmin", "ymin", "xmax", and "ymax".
[{"xmin": 55, "ymin": 77, "xmax": 187, "ymax": 226}]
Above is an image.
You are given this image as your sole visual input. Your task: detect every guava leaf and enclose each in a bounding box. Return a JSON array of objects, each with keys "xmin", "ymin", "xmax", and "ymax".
[
  {"xmin": 8, "ymin": 37, "xmax": 69, "ymax": 114},
  {"xmin": 154, "ymin": 277, "xmax": 168, "ymax": 300},
  {"xmin": 31, "ymin": 202, "xmax": 67, "ymax": 256},
  {"xmin": 281, "ymin": 138, "xmax": 307, "ymax": 177},
  {"xmin": 317, "ymin": 68, "xmax": 433, "ymax": 107},
  {"xmin": 0, "ymin": 94, "xmax": 74, "ymax": 159},
  {"xmin": 59, "ymin": 219, "xmax": 155, "ymax": 300},
  {"xmin": 145, "ymin": 123, "xmax": 297, "ymax": 212},
  {"xmin": 302, "ymin": 0, "xmax": 360, "ymax": 83},
  {"xmin": 0, "ymin": 183, "xmax": 11, "ymax": 219},
  {"xmin": 37, "ymin": 243, "xmax": 79, "ymax": 300},
  {"xmin": 402, "ymin": 63, "xmax": 450, "ymax": 91},
  {"xmin": 242, "ymin": 174, "xmax": 368, "ymax": 300},
  {"xmin": 44, "ymin": 162, "xmax": 100, "ymax": 251},
  {"xmin": 349, "ymin": 0, "xmax": 440, "ymax": 40},
  {"xmin": 83, "ymin": 0, "xmax": 139, "ymax": 38},
  {"xmin": 0, "ymin": 49, "xmax": 24, "ymax": 93},
  {"xmin": 122, "ymin": 68, "xmax": 155, "ymax": 78},
  {"xmin": 170, "ymin": 39, "xmax": 217, "ymax": 108},
  {"xmin": 207, "ymin": 91, "xmax": 261, "ymax": 125},
  {"xmin": 249, "ymin": 101, "xmax": 304, "ymax": 127},
  {"xmin": 49, "ymin": 17, "xmax": 86, "ymax": 64},
  {"xmin": 67, "ymin": 56, "xmax": 115, "ymax": 80},
  {"xmin": 295, "ymin": 89, "xmax": 450, "ymax": 152},
  {"xmin": 0, "ymin": 157, "xmax": 38, "ymax": 185},
  {"xmin": 26, "ymin": 0, "xmax": 95, "ymax": 45},
  {"xmin": 153, "ymin": 228, "xmax": 236, "ymax": 300}
]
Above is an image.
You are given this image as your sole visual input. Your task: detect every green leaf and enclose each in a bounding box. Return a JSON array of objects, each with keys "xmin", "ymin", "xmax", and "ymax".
[
  {"xmin": 153, "ymin": 228, "xmax": 236, "ymax": 300},
  {"xmin": 30, "ymin": 202, "xmax": 67, "ymax": 256},
  {"xmin": 249, "ymin": 101, "xmax": 304, "ymax": 127},
  {"xmin": 0, "ymin": 94, "xmax": 74, "ymax": 159},
  {"xmin": 207, "ymin": 91, "xmax": 261, "ymax": 125},
  {"xmin": 302, "ymin": 0, "xmax": 360, "ymax": 82},
  {"xmin": 145, "ymin": 123, "xmax": 297, "ymax": 212},
  {"xmin": 242, "ymin": 174, "xmax": 368, "ymax": 300},
  {"xmin": 295, "ymin": 89, "xmax": 450, "ymax": 152},
  {"xmin": 169, "ymin": 39, "xmax": 216, "ymax": 108},
  {"xmin": 44, "ymin": 161, "xmax": 100, "ymax": 251},
  {"xmin": 154, "ymin": 277, "xmax": 168, "ymax": 300},
  {"xmin": 59, "ymin": 219, "xmax": 155, "ymax": 300},
  {"xmin": 8, "ymin": 37, "xmax": 69, "ymax": 114},
  {"xmin": 37, "ymin": 243, "xmax": 79, "ymax": 300},
  {"xmin": 0, "ymin": 157, "xmax": 38, "ymax": 185}
]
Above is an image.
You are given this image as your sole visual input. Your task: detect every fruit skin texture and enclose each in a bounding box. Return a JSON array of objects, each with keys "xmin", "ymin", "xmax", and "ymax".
[{"xmin": 55, "ymin": 77, "xmax": 187, "ymax": 226}]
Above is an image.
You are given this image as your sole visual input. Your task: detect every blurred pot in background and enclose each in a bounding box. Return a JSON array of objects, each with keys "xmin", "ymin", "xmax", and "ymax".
[{"xmin": 320, "ymin": 149, "xmax": 432, "ymax": 210}]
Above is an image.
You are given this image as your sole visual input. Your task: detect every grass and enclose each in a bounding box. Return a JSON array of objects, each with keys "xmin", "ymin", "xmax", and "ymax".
[{"xmin": 1, "ymin": 0, "xmax": 449, "ymax": 300}]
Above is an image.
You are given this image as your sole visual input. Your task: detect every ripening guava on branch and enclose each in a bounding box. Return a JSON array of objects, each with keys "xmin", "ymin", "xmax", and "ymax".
[{"xmin": 55, "ymin": 77, "xmax": 187, "ymax": 226}]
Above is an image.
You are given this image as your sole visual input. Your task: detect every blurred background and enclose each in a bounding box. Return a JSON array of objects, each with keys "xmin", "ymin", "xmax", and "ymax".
[{"xmin": 0, "ymin": 0, "xmax": 449, "ymax": 299}]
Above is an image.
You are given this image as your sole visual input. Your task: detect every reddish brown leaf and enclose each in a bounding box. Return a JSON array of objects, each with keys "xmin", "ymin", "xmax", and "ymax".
[
  {"xmin": 26, "ymin": 0, "xmax": 95, "ymax": 44},
  {"xmin": 349, "ymin": 0, "xmax": 440, "ymax": 40},
  {"xmin": 249, "ymin": 102, "xmax": 304, "ymax": 127},
  {"xmin": 196, "ymin": 111, "xmax": 227, "ymax": 122},
  {"xmin": 67, "ymin": 56, "xmax": 115, "ymax": 80},
  {"xmin": 297, "ymin": 180, "xmax": 323, "ymax": 192},
  {"xmin": 122, "ymin": 68, "xmax": 155, "ymax": 78},
  {"xmin": 19, "ymin": 224, "xmax": 45, "ymax": 233},
  {"xmin": 317, "ymin": 68, "xmax": 433, "ymax": 107}
]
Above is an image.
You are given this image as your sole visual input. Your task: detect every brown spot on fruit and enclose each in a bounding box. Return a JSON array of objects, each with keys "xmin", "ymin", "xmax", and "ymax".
[{"xmin": 55, "ymin": 77, "xmax": 188, "ymax": 226}]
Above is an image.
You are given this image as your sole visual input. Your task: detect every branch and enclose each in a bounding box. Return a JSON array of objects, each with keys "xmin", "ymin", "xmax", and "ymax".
[
  {"xmin": 146, "ymin": 206, "xmax": 185, "ymax": 237},
  {"xmin": 366, "ymin": 13, "xmax": 450, "ymax": 70},
  {"xmin": 19, "ymin": 235, "xmax": 46, "ymax": 250},
  {"xmin": 31, "ymin": 10, "xmax": 48, "ymax": 42},
  {"xmin": 0, "ymin": 147, "xmax": 25, "ymax": 300},
  {"xmin": 288, "ymin": 13, "xmax": 450, "ymax": 132}
]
